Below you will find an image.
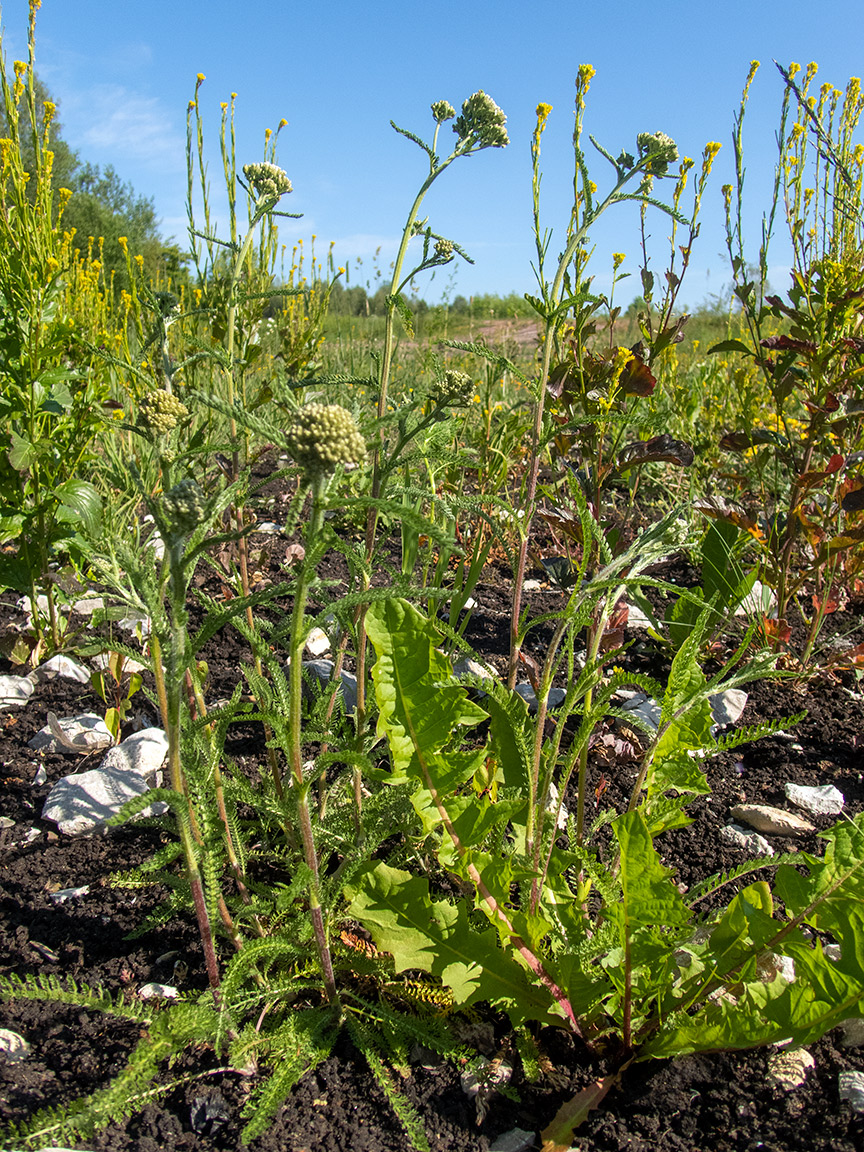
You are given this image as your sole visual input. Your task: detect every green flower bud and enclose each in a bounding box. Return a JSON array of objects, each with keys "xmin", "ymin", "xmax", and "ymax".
[
  {"xmin": 433, "ymin": 369, "xmax": 472, "ymax": 406},
  {"xmin": 636, "ymin": 132, "xmax": 678, "ymax": 176},
  {"xmin": 162, "ymin": 478, "xmax": 206, "ymax": 535},
  {"xmin": 242, "ymin": 161, "xmax": 292, "ymax": 200},
  {"xmin": 138, "ymin": 390, "xmax": 189, "ymax": 436},
  {"xmin": 434, "ymin": 237, "xmax": 454, "ymax": 261},
  {"xmin": 285, "ymin": 404, "xmax": 366, "ymax": 483},
  {"xmin": 453, "ymin": 91, "xmax": 509, "ymax": 149},
  {"xmin": 431, "ymin": 100, "xmax": 456, "ymax": 123}
]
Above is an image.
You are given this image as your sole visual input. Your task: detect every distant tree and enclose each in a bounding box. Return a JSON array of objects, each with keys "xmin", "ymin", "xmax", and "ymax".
[{"xmin": 1, "ymin": 70, "xmax": 186, "ymax": 288}]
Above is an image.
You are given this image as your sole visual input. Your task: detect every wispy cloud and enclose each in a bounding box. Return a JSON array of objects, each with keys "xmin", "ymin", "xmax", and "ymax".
[{"xmin": 63, "ymin": 84, "xmax": 184, "ymax": 174}]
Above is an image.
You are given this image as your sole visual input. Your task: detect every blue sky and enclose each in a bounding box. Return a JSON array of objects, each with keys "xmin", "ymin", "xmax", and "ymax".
[{"xmin": 2, "ymin": 0, "xmax": 863, "ymax": 306}]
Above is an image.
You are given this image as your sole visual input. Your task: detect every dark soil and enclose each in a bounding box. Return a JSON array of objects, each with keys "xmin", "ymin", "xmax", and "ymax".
[{"xmin": 2, "ymin": 503, "xmax": 864, "ymax": 1151}]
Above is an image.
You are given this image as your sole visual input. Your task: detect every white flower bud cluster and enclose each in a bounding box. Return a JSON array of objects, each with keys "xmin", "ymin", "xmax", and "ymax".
[
  {"xmin": 285, "ymin": 404, "xmax": 366, "ymax": 482},
  {"xmin": 431, "ymin": 100, "xmax": 456, "ymax": 123},
  {"xmin": 162, "ymin": 478, "xmax": 206, "ymax": 535},
  {"xmin": 242, "ymin": 162, "xmax": 292, "ymax": 200},
  {"xmin": 138, "ymin": 391, "xmax": 189, "ymax": 436},
  {"xmin": 434, "ymin": 238, "xmax": 454, "ymax": 261},
  {"xmin": 636, "ymin": 132, "xmax": 678, "ymax": 176},
  {"xmin": 454, "ymin": 91, "xmax": 509, "ymax": 149},
  {"xmin": 434, "ymin": 369, "xmax": 472, "ymax": 406}
]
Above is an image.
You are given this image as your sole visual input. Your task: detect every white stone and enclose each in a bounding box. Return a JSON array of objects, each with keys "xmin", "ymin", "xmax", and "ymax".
[
  {"xmin": 91, "ymin": 651, "xmax": 147, "ymax": 675},
  {"xmin": 839, "ymin": 1018, "xmax": 864, "ymax": 1048},
  {"xmin": 255, "ymin": 521, "xmax": 282, "ymax": 534},
  {"xmin": 116, "ymin": 608, "xmax": 152, "ymax": 637},
  {"xmin": 522, "ymin": 579, "xmax": 543, "ymax": 592},
  {"xmin": 489, "ymin": 1128, "xmax": 537, "ymax": 1152},
  {"xmin": 767, "ymin": 1047, "xmax": 814, "ymax": 1090},
  {"xmin": 734, "ymin": 580, "xmax": 775, "ymax": 617},
  {"xmin": 16, "ymin": 593, "xmax": 49, "ymax": 618},
  {"xmin": 32, "ymin": 765, "xmax": 47, "ymax": 786},
  {"xmin": 0, "ymin": 675, "xmax": 35, "ymax": 709},
  {"xmin": 49, "ymin": 885, "xmax": 91, "ymax": 904},
  {"xmin": 720, "ymin": 823, "xmax": 774, "ymax": 857},
  {"xmin": 730, "ymin": 803, "xmax": 815, "ymax": 837},
  {"xmin": 839, "ymin": 1070, "xmax": 864, "ymax": 1112},
  {"xmin": 452, "ymin": 656, "xmax": 495, "ymax": 684},
  {"xmin": 785, "ymin": 783, "xmax": 844, "ymax": 817},
  {"xmin": 42, "ymin": 765, "xmax": 167, "ymax": 835},
  {"xmin": 0, "ymin": 1029, "xmax": 30, "ymax": 1063},
  {"xmin": 626, "ymin": 603, "xmax": 654, "ymax": 630},
  {"xmin": 29, "ymin": 713, "xmax": 113, "ymax": 754},
  {"xmin": 709, "ymin": 689, "xmax": 748, "ymax": 726},
  {"xmin": 31, "ymin": 655, "xmax": 91, "ymax": 685},
  {"xmin": 98, "ymin": 728, "xmax": 168, "ymax": 784},
  {"xmin": 23, "ymin": 827, "xmax": 41, "ymax": 843},
  {"xmin": 305, "ymin": 627, "xmax": 331, "ymax": 657},
  {"xmin": 138, "ymin": 983, "xmax": 179, "ymax": 1000},
  {"xmin": 72, "ymin": 595, "xmax": 105, "ymax": 616}
]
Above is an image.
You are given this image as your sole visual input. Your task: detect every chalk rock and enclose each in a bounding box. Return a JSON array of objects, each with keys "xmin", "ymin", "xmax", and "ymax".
[
  {"xmin": 116, "ymin": 607, "xmax": 151, "ymax": 637},
  {"xmin": 92, "ymin": 651, "xmax": 147, "ymax": 675},
  {"xmin": 767, "ymin": 1047, "xmax": 814, "ymax": 1090},
  {"xmin": 625, "ymin": 603, "xmax": 653, "ymax": 630},
  {"xmin": 730, "ymin": 804, "xmax": 815, "ymax": 837},
  {"xmin": 0, "ymin": 675, "xmax": 35, "ymax": 709},
  {"xmin": 839, "ymin": 1018, "xmax": 864, "ymax": 1048},
  {"xmin": 785, "ymin": 782, "xmax": 844, "ymax": 817},
  {"xmin": 31, "ymin": 655, "xmax": 91, "ymax": 685},
  {"xmin": 735, "ymin": 579, "xmax": 774, "ymax": 617},
  {"xmin": 139, "ymin": 983, "xmax": 179, "ymax": 1000},
  {"xmin": 710, "ymin": 689, "xmax": 748, "ymax": 726},
  {"xmin": 42, "ymin": 765, "xmax": 166, "ymax": 835},
  {"xmin": 99, "ymin": 728, "xmax": 168, "ymax": 784},
  {"xmin": 0, "ymin": 1029, "xmax": 30, "ymax": 1063},
  {"xmin": 452, "ymin": 656, "xmax": 495, "ymax": 684},
  {"xmin": 255, "ymin": 521, "xmax": 282, "ymax": 535},
  {"xmin": 0, "ymin": 816, "xmax": 14, "ymax": 829},
  {"xmin": 839, "ymin": 1070, "xmax": 864, "ymax": 1112},
  {"xmin": 489, "ymin": 1128, "xmax": 537, "ymax": 1152},
  {"xmin": 29, "ymin": 713, "xmax": 113, "ymax": 754},
  {"xmin": 720, "ymin": 823, "xmax": 774, "ymax": 857},
  {"xmin": 49, "ymin": 885, "xmax": 91, "ymax": 904},
  {"xmin": 522, "ymin": 579, "xmax": 543, "ymax": 592},
  {"xmin": 72, "ymin": 595, "xmax": 105, "ymax": 615},
  {"xmin": 305, "ymin": 627, "xmax": 331, "ymax": 657}
]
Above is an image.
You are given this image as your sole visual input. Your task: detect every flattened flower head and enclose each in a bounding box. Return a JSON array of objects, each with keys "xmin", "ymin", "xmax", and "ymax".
[
  {"xmin": 242, "ymin": 161, "xmax": 292, "ymax": 200},
  {"xmin": 454, "ymin": 91, "xmax": 509, "ymax": 149},
  {"xmin": 636, "ymin": 131, "xmax": 679, "ymax": 176},
  {"xmin": 138, "ymin": 390, "xmax": 189, "ymax": 437},
  {"xmin": 285, "ymin": 404, "xmax": 366, "ymax": 484},
  {"xmin": 434, "ymin": 237, "xmax": 454, "ymax": 261}
]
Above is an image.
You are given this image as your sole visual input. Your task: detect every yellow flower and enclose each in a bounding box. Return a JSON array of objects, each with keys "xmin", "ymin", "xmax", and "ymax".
[
  {"xmin": 612, "ymin": 252, "xmax": 626, "ymax": 269},
  {"xmin": 536, "ymin": 102, "xmax": 552, "ymax": 130},
  {"xmin": 278, "ymin": 118, "xmax": 287, "ymax": 129},
  {"xmin": 196, "ymin": 72, "xmax": 205, "ymax": 82}
]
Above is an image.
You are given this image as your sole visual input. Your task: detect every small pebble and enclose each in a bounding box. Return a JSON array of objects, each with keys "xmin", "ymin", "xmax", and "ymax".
[
  {"xmin": 720, "ymin": 823, "xmax": 774, "ymax": 857},
  {"xmin": 730, "ymin": 803, "xmax": 815, "ymax": 838},
  {"xmin": 785, "ymin": 783, "xmax": 844, "ymax": 817},
  {"xmin": 839, "ymin": 1018, "xmax": 864, "ymax": 1048},
  {"xmin": 838, "ymin": 1070, "xmax": 864, "ymax": 1112},
  {"xmin": 139, "ymin": 983, "xmax": 179, "ymax": 1000},
  {"xmin": 0, "ymin": 1029, "xmax": 30, "ymax": 1063},
  {"xmin": 767, "ymin": 1047, "xmax": 814, "ymax": 1090},
  {"xmin": 489, "ymin": 1127, "xmax": 537, "ymax": 1152},
  {"xmin": 49, "ymin": 885, "xmax": 91, "ymax": 904}
]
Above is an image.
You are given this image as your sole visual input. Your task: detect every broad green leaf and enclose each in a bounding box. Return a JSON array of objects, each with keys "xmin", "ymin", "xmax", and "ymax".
[
  {"xmin": 55, "ymin": 479, "xmax": 102, "ymax": 537},
  {"xmin": 366, "ymin": 597, "xmax": 486, "ymax": 785},
  {"xmin": 347, "ymin": 861, "xmax": 556, "ymax": 1025},
  {"xmin": 8, "ymin": 431, "xmax": 38, "ymax": 472},
  {"xmin": 615, "ymin": 811, "xmax": 690, "ymax": 929}
]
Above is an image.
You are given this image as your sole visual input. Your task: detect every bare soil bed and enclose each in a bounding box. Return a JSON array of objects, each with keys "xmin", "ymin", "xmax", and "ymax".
[{"xmin": 2, "ymin": 521, "xmax": 864, "ymax": 1151}]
